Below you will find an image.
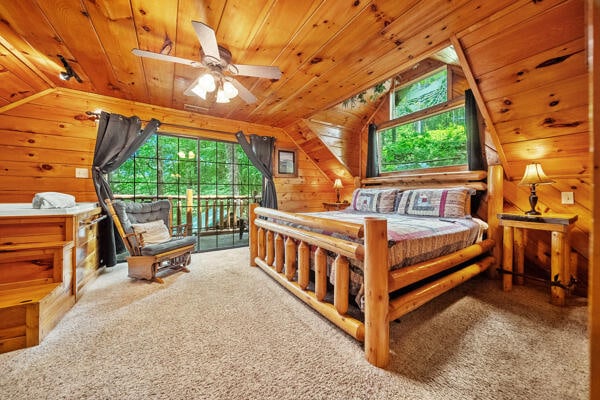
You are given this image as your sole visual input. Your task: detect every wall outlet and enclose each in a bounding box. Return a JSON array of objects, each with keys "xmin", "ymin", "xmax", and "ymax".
[
  {"xmin": 561, "ymin": 192, "xmax": 574, "ymax": 204},
  {"xmin": 75, "ymin": 168, "xmax": 89, "ymax": 178}
]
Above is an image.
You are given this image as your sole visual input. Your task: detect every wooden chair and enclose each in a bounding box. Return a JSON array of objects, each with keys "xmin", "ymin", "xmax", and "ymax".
[{"xmin": 105, "ymin": 199, "xmax": 197, "ymax": 283}]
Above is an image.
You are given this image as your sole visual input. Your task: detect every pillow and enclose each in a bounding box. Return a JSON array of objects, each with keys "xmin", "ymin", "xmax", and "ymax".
[
  {"xmin": 350, "ymin": 188, "xmax": 398, "ymax": 213},
  {"xmin": 395, "ymin": 187, "xmax": 473, "ymax": 218},
  {"xmin": 131, "ymin": 220, "xmax": 171, "ymax": 245}
]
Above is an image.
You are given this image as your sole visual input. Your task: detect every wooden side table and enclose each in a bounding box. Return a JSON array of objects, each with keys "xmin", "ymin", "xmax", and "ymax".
[
  {"xmin": 498, "ymin": 212, "xmax": 578, "ymax": 306},
  {"xmin": 322, "ymin": 202, "xmax": 348, "ymax": 211}
]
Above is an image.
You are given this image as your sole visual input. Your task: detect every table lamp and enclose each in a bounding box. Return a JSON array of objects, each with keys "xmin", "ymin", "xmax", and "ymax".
[
  {"xmin": 333, "ymin": 178, "xmax": 343, "ymax": 203},
  {"xmin": 518, "ymin": 163, "xmax": 554, "ymax": 215}
]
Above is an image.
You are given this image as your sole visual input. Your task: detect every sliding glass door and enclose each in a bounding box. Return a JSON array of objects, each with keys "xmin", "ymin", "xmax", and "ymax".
[{"xmin": 109, "ymin": 133, "xmax": 262, "ymax": 252}]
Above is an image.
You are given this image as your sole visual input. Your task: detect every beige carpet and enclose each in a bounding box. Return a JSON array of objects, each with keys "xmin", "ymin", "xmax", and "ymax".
[{"xmin": 0, "ymin": 248, "xmax": 588, "ymax": 399}]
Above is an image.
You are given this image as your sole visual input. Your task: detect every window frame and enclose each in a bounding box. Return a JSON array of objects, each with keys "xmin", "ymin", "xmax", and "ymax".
[{"xmin": 377, "ymin": 66, "xmax": 468, "ymax": 175}]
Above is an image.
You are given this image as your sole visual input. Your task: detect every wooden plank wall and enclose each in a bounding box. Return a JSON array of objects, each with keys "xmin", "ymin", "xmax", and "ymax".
[
  {"xmin": 456, "ymin": 0, "xmax": 590, "ymax": 295},
  {"xmin": 355, "ymin": 1, "xmax": 590, "ymax": 295},
  {"xmin": 0, "ymin": 88, "xmax": 333, "ymax": 212}
]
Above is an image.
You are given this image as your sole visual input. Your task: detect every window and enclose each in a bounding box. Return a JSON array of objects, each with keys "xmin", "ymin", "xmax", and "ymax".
[
  {"xmin": 378, "ymin": 67, "xmax": 467, "ymax": 173},
  {"xmin": 109, "ymin": 134, "xmax": 262, "ymax": 252}
]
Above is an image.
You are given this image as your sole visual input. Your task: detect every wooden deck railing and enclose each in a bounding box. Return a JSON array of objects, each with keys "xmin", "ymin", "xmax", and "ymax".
[{"xmin": 113, "ymin": 193, "xmax": 261, "ymax": 237}]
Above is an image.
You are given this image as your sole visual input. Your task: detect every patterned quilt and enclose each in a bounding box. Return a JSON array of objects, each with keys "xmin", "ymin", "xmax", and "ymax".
[
  {"xmin": 301, "ymin": 209, "xmax": 487, "ymax": 272},
  {"xmin": 270, "ymin": 209, "xmax": 487, "ymax": 306}
]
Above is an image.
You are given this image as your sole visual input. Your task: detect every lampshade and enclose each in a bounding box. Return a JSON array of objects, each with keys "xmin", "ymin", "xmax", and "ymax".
[
  {"xmin": 196, "ymin": 73, "xmax": 216, "ymax": 92},
  {"xmin": 223, "ymin": 80, "xmax": 238, "ymax": 98},
  {"xmin": 216, "ymin": 89, "xmax": 230, "ymax": 103},
  {"xmin": 519, "ymin": 163, "xmax": 553, "ymax": 215},
  {"xmin": 518, "ymin": 163, "xmax": 554, "ymax": 186},
  {"xmin": 333, "ymin": 179, "xmax": 343, "ymax": 189}
]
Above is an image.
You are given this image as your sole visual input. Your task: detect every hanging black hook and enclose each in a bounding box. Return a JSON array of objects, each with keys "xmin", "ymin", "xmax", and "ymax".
[{"xmin": 57, "ymin": 54, "xmax": 83, "ymax": 83}]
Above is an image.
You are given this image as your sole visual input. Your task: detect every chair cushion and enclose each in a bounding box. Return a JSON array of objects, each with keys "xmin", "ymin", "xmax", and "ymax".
[
  {"xmin": 131, "ymin": 220, "xmax": 171, "ymax": 244},
  {"xmin": 140, "ymin": 236, "xmax": 197, "ymax": 256},
  {"xmin": 112, "ymin": 200, "xmax": 172, "ymax": 234}
]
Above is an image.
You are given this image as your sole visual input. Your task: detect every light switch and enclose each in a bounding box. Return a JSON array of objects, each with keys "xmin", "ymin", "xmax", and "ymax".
[
  {"xmin": 75, "ymin": 168, "xmax": 89, "ymax": 178},
  {"xmin": 561, "ymin": 192, "xmax": 574, "ymax": 204}
]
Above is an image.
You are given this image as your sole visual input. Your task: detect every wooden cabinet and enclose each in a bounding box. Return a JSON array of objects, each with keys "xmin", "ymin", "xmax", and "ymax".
[
  {"xmin": 74, "ymin": 208, "xmax": 103, "ymax": 299},
  {"xmin": 0, "ymin": 203, "xmax": 103, "ymax": 352}
]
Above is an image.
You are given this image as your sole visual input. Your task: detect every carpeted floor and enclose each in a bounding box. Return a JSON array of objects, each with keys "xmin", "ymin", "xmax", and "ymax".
[{"xmin": 0, "ymin": 248, "xmax": 589, "ymax": 399}]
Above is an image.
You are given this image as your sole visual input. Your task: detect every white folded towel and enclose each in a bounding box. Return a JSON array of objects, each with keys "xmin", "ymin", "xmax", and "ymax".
[{"xmin": 32, "ymin": 192, "xmax": 76, "ymax": 209}]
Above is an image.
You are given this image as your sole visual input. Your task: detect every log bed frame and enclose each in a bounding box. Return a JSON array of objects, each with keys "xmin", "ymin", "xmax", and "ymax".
[{"xmin": 248, "ymin": 165, "xmax": 503, "ymax": 368}]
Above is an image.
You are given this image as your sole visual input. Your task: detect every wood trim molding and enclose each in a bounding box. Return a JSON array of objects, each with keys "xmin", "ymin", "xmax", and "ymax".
[{"xmin": 450, "ymin": 34, "xmax": 510, "ymax": 178}]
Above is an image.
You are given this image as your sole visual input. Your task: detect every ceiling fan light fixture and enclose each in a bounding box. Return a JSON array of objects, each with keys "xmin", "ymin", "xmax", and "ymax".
[
  {"xmin": 216, "ymin": 89, "xmax": 230, "ymax": 103},
  {"xmin": 190, "ymin": 85, "xmax": 207, "ymax": 99},
  {"xmin": 223, "ymin": 80, "xmax": 238, "ymax": 98},
  {"xmin": 197, "ymin": 73, "xmax": 216, "ymax": 92}
]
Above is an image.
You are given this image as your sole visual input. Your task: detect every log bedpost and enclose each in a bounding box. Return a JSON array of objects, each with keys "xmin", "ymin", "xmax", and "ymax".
[
  {"xmin": 275, "ymin": 233, "xmax": 284, "ymax": 273},
  {"xmin": 266, "ymin": 230, "xmax": 274, "ymax": 266},
  {"xmin": 334, "ymin": 255, "xmax": 349, "ymax": 315},
  {"xmin": 249, "ymin": 203, "xmax": 258, "ymax": 266},
  {"xmin": 315, "ymin": 247, "xmax": 327, "ymax": 301},
  {"xmin": 257, "ymin": 227, "xmax": 265, "ymax": 260},
  {"xmin": 487, "ymin": 164, "xmax": 504, "ymax": 279},
  {"xmin": 285, "ymin": 237, "xmax": 297, "ymax": 281},
  {"xmin": 363, "ymin": 217, "xmax": 389, "ymax": 368},
  {"xmin": 298, "ymin": 241, "xmax": 310, "ymax": 289}
]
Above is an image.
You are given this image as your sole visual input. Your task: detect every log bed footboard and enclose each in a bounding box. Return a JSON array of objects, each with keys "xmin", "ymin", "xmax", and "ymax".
[
  {"xmin": 249, "ymin": 165, "xmax": 503, "ymax": 368},
  {"xmin": 250, "ymin": 206, "xmax": 495, "ymax": 368}
]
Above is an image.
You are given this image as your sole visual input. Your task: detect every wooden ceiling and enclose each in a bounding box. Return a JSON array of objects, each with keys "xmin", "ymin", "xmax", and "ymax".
[
  {"xmin": 0, "ymin": 0, "xmax": 522, "ymax": 128},
  {"xmin": 0, "ymin": 1, "xmax": 589, "ymax": 181}
]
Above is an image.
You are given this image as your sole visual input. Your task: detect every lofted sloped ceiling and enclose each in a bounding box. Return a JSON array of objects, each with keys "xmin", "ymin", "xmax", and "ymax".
[
  {"xmin": 0, "ymin": 0, "xmax": 589, "ymax": 185},
  {"xmin": 0, "ymin": 0, "xmax": 521, "ymax": 126}
]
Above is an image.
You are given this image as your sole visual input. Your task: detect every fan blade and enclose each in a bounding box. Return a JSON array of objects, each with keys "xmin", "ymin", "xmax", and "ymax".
[
  {"xmin": 132, "ymin": 48, "xmax": 204, "ymax": 68},
  {"xmin": 231, "ymin": 64, "xmax": 282, "ymax": 80},
  {"xmin": 231, "ymin": 79, "xmax": 257, "ymax": 104},
  {"xmin": 192, "ymin": 21, "xmax": 220, "ymax": 61}
]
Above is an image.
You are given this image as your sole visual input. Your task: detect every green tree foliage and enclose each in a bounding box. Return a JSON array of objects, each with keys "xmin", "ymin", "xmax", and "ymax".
[
  {"xmin": 109, "ymin": 134, "xmax": 262, "ymax": 199},
  {"xmin": 380, "ymin": 108, "xmax": 467, "ymax": 172},
  {"xmin": 392, "ymin": 69, "xmax": 447, "ymax": 119}
]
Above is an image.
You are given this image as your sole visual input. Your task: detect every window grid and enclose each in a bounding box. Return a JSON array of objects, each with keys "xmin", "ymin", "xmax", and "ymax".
[{"xmin": 109, "ymin": 134, "xmax": 262, "ymax": 253}]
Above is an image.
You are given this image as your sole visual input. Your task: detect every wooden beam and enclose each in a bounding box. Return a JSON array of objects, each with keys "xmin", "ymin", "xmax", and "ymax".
[
  {"xmin": 0, "ymin": 88, "xmax": 55, "ymax": 115},
  {"xmin": 450, "ymin": 35, "xmax": 510, "ymax": 178}
]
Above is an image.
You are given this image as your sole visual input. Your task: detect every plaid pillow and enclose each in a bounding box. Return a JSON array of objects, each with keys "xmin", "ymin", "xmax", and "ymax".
[
  {"xmin": 395, "ymin": 187, "xmax": 473, "ymax": 218},
  {"xmin": 350, "ymin": 188, "xmax": 398, "ymax": 213}
]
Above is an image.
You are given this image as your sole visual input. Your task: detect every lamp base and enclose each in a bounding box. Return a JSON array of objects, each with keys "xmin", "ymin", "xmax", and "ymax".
[{"xmin": 525, "ymin": 184, "xmax": 541, "ymax": 216}]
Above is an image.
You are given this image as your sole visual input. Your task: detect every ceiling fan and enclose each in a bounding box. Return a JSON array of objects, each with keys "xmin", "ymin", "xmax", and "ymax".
[{"xmin": 132, "ymin": 21, "xmax": 282, "ymax": 104}]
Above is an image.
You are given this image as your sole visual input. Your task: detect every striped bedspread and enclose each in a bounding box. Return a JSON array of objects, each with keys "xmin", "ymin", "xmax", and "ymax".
[
  {"xmin": 269, "ymin": 209, "xmax": 487, "ymax": 308},
  {"xmin": 301, "ymin": 210, "xmax": 487, "ymax": 272}
]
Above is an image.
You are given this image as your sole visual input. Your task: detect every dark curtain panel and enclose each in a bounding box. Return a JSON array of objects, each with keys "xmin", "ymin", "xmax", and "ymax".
[
  {"xmin": 92, "ymin": 111, "xmax": 161, "ymax": 267},
  {"xmin": 366, "ymin": 123, "xmax": 379, "ymax": 178},
  {"xmin": 235, "ymin": 131, "xmax": 278, "ymax": 209},
  {"xmin": 465, "ymin": 89, "xmax": 485, "ymax": 171}
]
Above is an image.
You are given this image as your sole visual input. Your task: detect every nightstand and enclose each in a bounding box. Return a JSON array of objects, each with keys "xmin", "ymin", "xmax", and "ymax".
[
  {"xmin": 498, "ymin": 212, "xmax": 578, "ymax": 306},
  {"xmin": 322, "ymin": 202, "xmax": 348, "ymax": 211}
]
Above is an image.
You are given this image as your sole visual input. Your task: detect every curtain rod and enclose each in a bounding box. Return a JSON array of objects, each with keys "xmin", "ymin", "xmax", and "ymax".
[{"xmin": 85, "ymin": 110, "xmax": 239, "ymax": 137}]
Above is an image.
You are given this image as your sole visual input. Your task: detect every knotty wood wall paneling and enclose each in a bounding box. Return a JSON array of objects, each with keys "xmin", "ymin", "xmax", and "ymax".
[
  {"xmin": 588, "ymin": 0, "xmax": 599, "ymax": 395},
  {"xmin": 283, "ymin": 119, "xmax": 354, "ymax": 196},
  {"xmin": 456, "ymin": 0, "xmax": 589, "ymax": 291},
  {"xmin": 0, "ymin": 89, "xmax": 331, "ymax": 211}
]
